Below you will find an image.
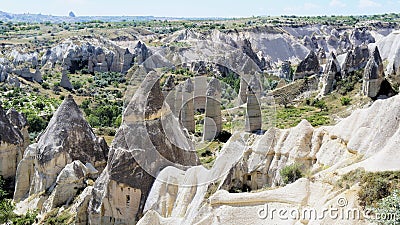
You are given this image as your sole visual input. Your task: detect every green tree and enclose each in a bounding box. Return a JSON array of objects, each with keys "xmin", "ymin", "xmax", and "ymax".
[{"xmin": 26, "ymin": 113, "xmax": 47, "ymax": 133}]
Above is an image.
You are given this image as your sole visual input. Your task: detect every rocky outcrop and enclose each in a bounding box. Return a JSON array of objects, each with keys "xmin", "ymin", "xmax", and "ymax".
[
  {"xmin": 203, "ymin": 78, "xmax": 222, "ymax": 141},
  {"xmin": 362, "ymin": 47, "xmax": 384, "ymax": 98},
  {"xmin": 350, "ymin": 28, "xmax": 375, "ymax": 46},
  {"xmin": 0, "ymin": 63, "xmax": 11, "ymax": 82},
  {"xmin": 293, "ymin": 50, "xmax": 320, "ymax": 80},
  {"xmin": 340, "ymin": 45, "xmax": 370, "ymax": 76},
  {"xmin": 133, "ymin": 41, "xmax": 151, "ymax": 65},
  {"xmin": 88, "ymin": 71, "xmax": 199, "ymax": 224},
  {"xmin": 0, "ymin": 106, "xmax": 26, "ymax": 181},
  {"xmin": 60, "ymin": 66, "xmax": 73, "ymax": 90},
  {"xmin": 241, "ymin": 39, "xmax": 265, "ymax": 70},
  {"xmin": 181, "ymin": 78, "xmax": 195, "ymax": 133},
  {"xmin": 41, "ymin": 160, "xmax": 98, "ymax": 212},
  {"xmin": 245, "ymin": 75, "xmax": 262, "ymax": 133},
  {"xmin": 279, "ymin": 61, "xmax": 291, "ymax": 80},
  {"xmin": 12, "ymin": 67, "xmax": 42, "ymax": 83},
  {"xmin": 14, "ymin": 95, "xmax": 108, "ymax": 203},
  {"xmin": 140, "ymin": 93, "xmax": 400, "ymax": 225},
  {"xmin": 162, "ymin": 75, "xmax": 176, "ymax": 114},
  {"xmin": 41, "ymin": 37, "xmax": 150, "ymax": 74},
  {"xmin": 320, "ymin": 52, "xmax": 341, "ymax": 96}
]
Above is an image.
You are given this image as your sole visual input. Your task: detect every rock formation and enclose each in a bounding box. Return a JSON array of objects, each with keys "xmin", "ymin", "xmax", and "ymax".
[
  {"xmin": 133, "ymin": 41, "xmax": 151, "ymax": 65},
  {"xmin": 279, "ymin": 61, "xmax": 292, "ymax": 80},
  {"xmin": 162, "ymin": 75, "xmax": 176, "ymax": 114},
  {"xmin": 320, "ymin": 52, "xmax": 341, "ymax": 96},
  {"xmin": 13, "ymin": 95, "xmax": 109, "ymax": 204},
  {"xmin": 193, "ymin": 76, "xmax": 208, "ymax": 112},
  {"xmin": 12, "ymin": 66, "xmax": 42, "ymax": 83},
  {"xmin": 245, "ymin": 75, "xmax": 262, "ymax": 133},
  {"xmin": 203, "ymin": 78, "xmax": 222, "ymax": 141},
  {"xmin": 139, "ymin": 92, "xmax": 400, "ymax": 225},
  {"xmin": 174, "ymin": 83, "xmax": 183, "ymax": 116},
  {"xmin": 60, "ymin": 66, "xmax": 74, "ymax": 90},
  {"xmin": 181, "ymin": 78, "xmax": 195, "ymax": 133},
  {"xmin": 41, "ymin": 37, "xmax": 150, "ymax": 74},
  {"xmin": 293, "ymin": 50, "xmax": 320, "ymax": 80},
  {"xmin": 350, "ymin": 28, "xmax": 375, "ymax": 46},
  {"xmin": 242, "ymin": 39, "xmax": 265, "ymax": 70},
  {"xmin": 0, "ymin": 106, "xmax": 26, "ymax": 182},
  {"xmin": 88, "ymin": 71, "xmax": 198, "ymax": 224},
  {"xmin": 362, "ymin": 47, "xmax": 384, "ymax": 98}
]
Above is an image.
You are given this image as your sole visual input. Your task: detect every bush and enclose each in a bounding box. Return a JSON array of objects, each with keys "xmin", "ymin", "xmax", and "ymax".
[
  {"xmin": 26, "ymin": 113, "xmax": 48, "ymax": 133},
  {"xmin": 339, "ymin": 170, "xmax": 400, "ymax": 208},
  {"xmin": 72, "ymin": 80, "xmax": 83, "ymax": 90},
  {"xmin": 358, "ymin": 171, "xmax": 400, "ymax": 208},
  {"xmin": 41, "ymin": 82, "xmax": 50, "ymax": 89},
  {"xmin": 280, "ymin": 163, "xmax": 304, "ymax": 185},
  {"xmin": 313, "ymin": 99, "xmax": 327, "ymax": 111},
  {"xmin": 0, "ymin": 177, "xmax": 37, "ymax": 224},
  {"xmin": 368, "ymin": 190, "xmax": 400, "ymax": 225},
  {"xmin": 340, "ymin": 97, "xmax": 352, "ymax": 106}
]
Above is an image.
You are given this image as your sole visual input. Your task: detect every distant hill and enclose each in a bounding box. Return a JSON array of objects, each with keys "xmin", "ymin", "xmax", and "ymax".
[{"xmin": 0, "ymin": 11, "xmax": 224, "ymax": 23}]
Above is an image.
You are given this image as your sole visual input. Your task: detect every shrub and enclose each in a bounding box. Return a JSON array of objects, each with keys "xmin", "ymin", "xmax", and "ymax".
[
  {"xmin": 368, "ymin": 190, "xmax": 400, "ymax": 225},
  {"xmin": 41, "ymin": 82, "xmax": 50, "ymax": 89},
  {"xmin": 280, "ymin": 163, "xmax": 304, "ymax": 185},
  {"xmin": 340, "ymin": 97, "xmax": 352, "ymax": 106},
  {"xmin": 26, "ymin": 113, "xmax": 47, "ymax": 133},
  {"xmin": 358, "ymin": 171, "xmax": 400, "ymax": 208},
  {"xmin": 339, "ymin": 170, "xmax": 400, "ymax": 208},
  {"xmin": 313, "ymin": 99, "xmax": 327, "ymax": 111}
]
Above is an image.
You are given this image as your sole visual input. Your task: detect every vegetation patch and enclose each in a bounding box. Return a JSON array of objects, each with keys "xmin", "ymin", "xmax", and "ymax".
[
  {"xmin": 280, "ymin": 163, "xmax": 304, "ymax": 185},
  {"xmin": 337, "ymin": 169, "xmax": 400, "ymax": 208}
]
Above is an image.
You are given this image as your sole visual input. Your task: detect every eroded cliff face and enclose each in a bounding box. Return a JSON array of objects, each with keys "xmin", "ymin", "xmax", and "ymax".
[
  {"xmin": 0, "ymin": 106, "xmax": 29, "ymax": 190},
  {"xmin": 88, "ymin": 71, "xmax": 199, "ymax": 224},
  {"xmin": 13, "ymin": 95, "xmax": 109, "ymax": 216},
  {"xmin": 138, "ymin": 94, "xmax": 400, "ymax": 225}
]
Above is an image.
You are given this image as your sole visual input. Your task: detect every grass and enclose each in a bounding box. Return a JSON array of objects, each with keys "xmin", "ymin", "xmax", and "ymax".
[{"xmin": 196, "ymin": 141, "xmax": 223, "ymax": 169}]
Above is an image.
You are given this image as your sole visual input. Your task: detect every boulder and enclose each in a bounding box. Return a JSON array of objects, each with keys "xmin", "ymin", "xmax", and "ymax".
[{"xmin": 41, "ymin": 160, "xmax": 98, "ymax": 213}]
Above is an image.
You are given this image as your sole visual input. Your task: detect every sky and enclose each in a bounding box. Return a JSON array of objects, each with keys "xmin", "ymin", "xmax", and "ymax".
[{"xmin": 1, "ymin": 0, "xmax": 400, "ymax": 18}]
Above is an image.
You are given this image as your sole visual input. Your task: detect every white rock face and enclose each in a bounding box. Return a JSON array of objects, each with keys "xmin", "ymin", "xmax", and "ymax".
[
  {"xmin": 362, "ymin": 47, "xmax": 384, "ymax": 98},
  {"xmin": 88, "ymin": 72, "xmax": 199, "ymax": 224},
  {"xmin": 139, "ymin": 94, "xmax": 400, "ymax": 225},
  {"xmin": 203, "ymin": 78, "xmax": 222, "ymax": 141},
  {"xmin": 41, "ymin": 37, "xmax": 150, "ymax": 74},
  {"xmin": 0, "ymin": 106, "xmax": 28, "ymax": 181},
  {"xmin": 14, "ymin": 95, "xmax": 108, "ymax": 211},
  {"xmin": 41, "ymin": 160, "xmax": 98, "ymax": 213}
]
